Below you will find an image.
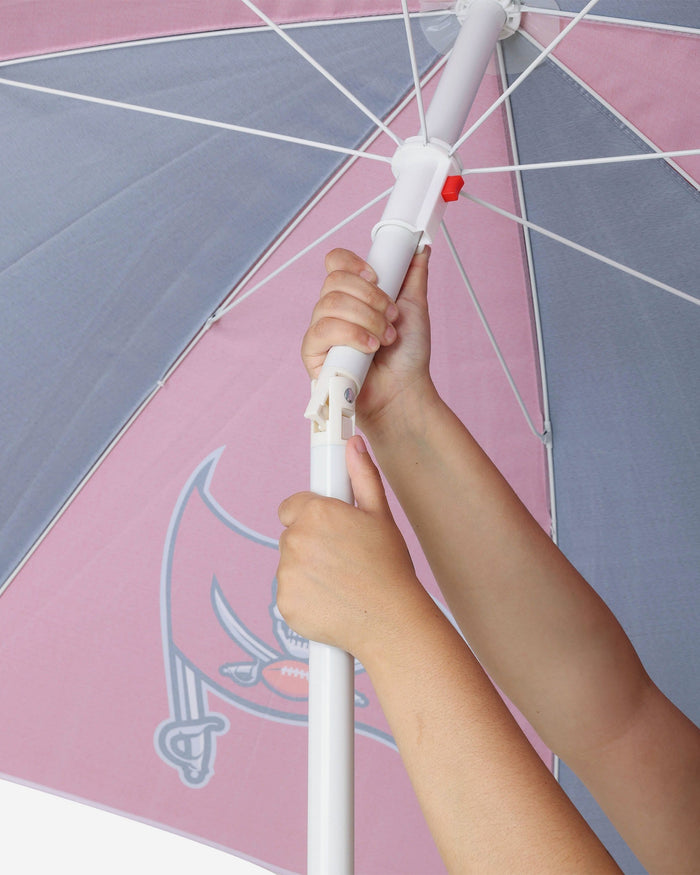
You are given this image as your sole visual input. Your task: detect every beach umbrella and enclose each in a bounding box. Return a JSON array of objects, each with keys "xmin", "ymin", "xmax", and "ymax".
[{"xmin": 0, "ymin": 2, "xmax": 697, "ymax": 873}]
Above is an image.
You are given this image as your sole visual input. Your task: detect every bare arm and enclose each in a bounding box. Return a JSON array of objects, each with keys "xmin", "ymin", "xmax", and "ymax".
[
  {"xmin": 366, "ymin": 381, "xmax": 700, "ymax": 874},
  {"xmin": 301, "ymin": 247, "xmax": 700, "ymax": 873},
  {"xmin": 278, "ymin": 437, "xmax": 620, "ymax": 874}
]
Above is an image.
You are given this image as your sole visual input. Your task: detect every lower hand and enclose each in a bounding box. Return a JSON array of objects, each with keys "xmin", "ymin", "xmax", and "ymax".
[{"xmin": 277, "ymin": 435, "xmax": 426, "ymax": 661}]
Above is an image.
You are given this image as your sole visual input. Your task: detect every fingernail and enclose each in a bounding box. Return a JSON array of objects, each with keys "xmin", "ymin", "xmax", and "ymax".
[
  {"xmin": 367, "ymin": 335, "xmax": 380, "ymax": 351},
  {"xmin": 352, "ymin": 435, "xmax": 368, "ymax": 454},
  {"xmin": 383, "ymin": 324, "xmax": 397, "ymax": 343},
  {"xmin": 386, "ymin": 302, "xmax": 399, "ymax": 321},
  {"xmin": 360, "ymin": 268, "xmax": 376, "ymax": 283}
]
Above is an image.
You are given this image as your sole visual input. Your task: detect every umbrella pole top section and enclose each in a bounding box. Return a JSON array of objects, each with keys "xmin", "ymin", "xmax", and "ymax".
[{"xmin": 305, "ymin": 0, "xmax": 507, "ymax": 429}]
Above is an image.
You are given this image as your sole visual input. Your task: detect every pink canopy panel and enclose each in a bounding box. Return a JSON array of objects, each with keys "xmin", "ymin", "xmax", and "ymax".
[
  {"xmin": 0, "ymin": 1, "xmax": 424, "ymax": 59},
  {"xmin": 0, "ymin": 2, "xmax": 698, "ymax": 873}
]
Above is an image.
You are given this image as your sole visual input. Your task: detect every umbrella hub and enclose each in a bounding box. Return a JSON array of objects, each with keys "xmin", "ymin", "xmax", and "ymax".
[
  {"xmin": 455, "ymin": 0, "xmax": 521, "ymax": 39},
  {"xmin": 378, "ymin": 135, "xmax": 464, "ymax": 249}
]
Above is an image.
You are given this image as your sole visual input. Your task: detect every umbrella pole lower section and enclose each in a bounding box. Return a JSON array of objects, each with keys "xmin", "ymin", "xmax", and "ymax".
[
  {"xmin": 307, "ymin": 641, "xmax": 355, "ymax": 875},
  {"xmin": 307, "ymin": 375, "xmax": 356, "ymax": 875}
]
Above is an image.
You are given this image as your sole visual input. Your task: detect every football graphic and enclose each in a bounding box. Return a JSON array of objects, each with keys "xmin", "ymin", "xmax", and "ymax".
[{"xmin": 261, "ymin": 659, "xmax": 310, "ymax": 700}]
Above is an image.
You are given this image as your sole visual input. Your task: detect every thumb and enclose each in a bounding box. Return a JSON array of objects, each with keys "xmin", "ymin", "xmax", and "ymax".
[
  {"xmin": 346, "ymin": 435, "xmax": 390, "ymax": 516},
  {"xmin": 398, "ymin": 245, "xmax": 430, "ymax": 308}
]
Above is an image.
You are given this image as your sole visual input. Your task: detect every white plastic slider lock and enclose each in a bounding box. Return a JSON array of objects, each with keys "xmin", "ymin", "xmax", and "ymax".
[{"xmin": 372, "ymin": 136, "xmax": 464, "ymax": 251}]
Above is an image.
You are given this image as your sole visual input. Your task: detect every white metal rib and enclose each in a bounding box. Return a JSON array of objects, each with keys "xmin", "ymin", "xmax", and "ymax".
[
  {"xmin": 495, "ymin": 41, "xmax": 557, "ymax": 529},
  {"xmin": 463, "ymin": 149, "xmax": 700, "ymax": 175},
  {"xmin": 0, "ymin": 51, "xmax": 453, "ymax": 596},
  {"xmin": 214, "ymin": 54, "xmax": 450, "ymax": 314},
  {"xmin": 0, "ymin": 76, "xmax": 393, "ymax": 164},
  {"xmin": 520, "ymin": 6, "xmax": 700, "ymax": 36},
  {"xmin": 464, "ymin": 193, "xmax": 700, "ymax": 307},
  {"xmin": 212, "ymin": 187, "xmax": 393, "ymax": 319},
  {"xmin": 0, "ymin": 11, "xmax": 447, "ymax": 69},
  {"xmin": 239, "ymin": 0, "xmax": 402, "ymax": 147},
  {"xmin": 497, "ymin": 41, "xmax": 561, "ymax": 785},
  {"xmin": 449, "ymin": 0, "xmax": 602, "ymax": 155},
  {"xmin": 401, "ymin": 0, "xmax": 429, "ymax": 145},
  {"xmin": 441, "ymin": 221, "xmax": 547, "ymax": 443},
  {"xmin": 8, "ymin": 190, "xmax": 395, "ymax": 595}
]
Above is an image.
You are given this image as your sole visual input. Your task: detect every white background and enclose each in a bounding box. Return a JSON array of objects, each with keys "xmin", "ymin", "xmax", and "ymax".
[{"xmin": 0, "ymin": 777, "xmax": 273, "ymax": 874}]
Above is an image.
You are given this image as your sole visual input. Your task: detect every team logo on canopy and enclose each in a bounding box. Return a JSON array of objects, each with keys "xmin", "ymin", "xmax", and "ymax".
[{"xmin": 154, "ymin": 450, "xmax": 393, "ymax": 788}]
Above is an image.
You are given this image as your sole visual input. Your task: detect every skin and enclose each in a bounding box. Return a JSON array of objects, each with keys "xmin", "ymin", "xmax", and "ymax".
[{"xmin": 277, "ymin": 248, "xmax": 700, "ymax": 874}]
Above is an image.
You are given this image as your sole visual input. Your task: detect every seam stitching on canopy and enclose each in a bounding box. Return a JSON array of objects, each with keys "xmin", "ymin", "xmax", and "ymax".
[
  {"xmin": 520, "ymin": 7, "xmax": 700, "ymax": 35},
  {"xmin": 519, "ymin": 31, "xmax": 700, "ymax": 194},
  {"xmin": 547, "ymin": 58, "xmax": 700, "ymax": 196},
  {"xmin": 450, "ymin": 0, "xmax": 603, "ymax": 154},
  {"xmin": 0, "ymin": 11, "xmax": 445, "ymax": 67},
  {"xmin": 463, "ymin": 193, "xmax": 700, "ymax": 307}
]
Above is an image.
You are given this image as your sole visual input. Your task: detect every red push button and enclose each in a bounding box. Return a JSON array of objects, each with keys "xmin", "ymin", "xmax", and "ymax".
[{"xmin": 441, "ymin": 175, "xmax": 465, "ymax": 202}]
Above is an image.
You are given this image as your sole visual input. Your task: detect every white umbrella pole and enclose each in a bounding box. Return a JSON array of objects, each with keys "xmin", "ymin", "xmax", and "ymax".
[{"xmin": 304, "ymin": 3, "xmax": 511, "ymax": 872}]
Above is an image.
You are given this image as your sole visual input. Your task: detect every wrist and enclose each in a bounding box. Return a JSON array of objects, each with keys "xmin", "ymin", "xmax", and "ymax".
[
  {"xmin": 360, "ymin": 376, "xmax": 444, "ymax": 451},
  {"xmin": 355, "ymin": 577, "xmax": 446, "ymax": 677}
]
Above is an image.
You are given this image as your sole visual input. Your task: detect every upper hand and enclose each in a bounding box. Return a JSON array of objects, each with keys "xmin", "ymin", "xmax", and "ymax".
[{"xmin": 301, "ymin": 247, "xmax": 433, "ymax": 432}]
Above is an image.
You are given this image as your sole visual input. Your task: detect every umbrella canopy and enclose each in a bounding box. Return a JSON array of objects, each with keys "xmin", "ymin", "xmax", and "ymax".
[{"xmin": 1, "ymin": 2, "xmax": 698, "ymax": 872}]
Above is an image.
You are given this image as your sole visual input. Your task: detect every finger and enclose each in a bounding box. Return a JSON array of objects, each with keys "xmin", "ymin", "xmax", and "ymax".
[
  {"xmin": 320, "ymin": 270, "xmax": 398, "ymax": 321},
  {"xmin": 315, "ymin": 289, "xmax": 397, "ymax": 342},
  {"xmin": 346, "ymin": 435, "xmax": 392, "ymax": 517},
  {"xmin": 303, "ymin": 317, "xmax": 382, "ymax": 372},
  {"xmin": 302, "ymin": 292, "xmax": 398, "ymax": 379},
  {"xmin": 325, "ymin": 248, "xmax": 377, "ymax": 284},
  {"xmin": 278, "ymin": 491, "xmax": 316, "ymax": 527}
]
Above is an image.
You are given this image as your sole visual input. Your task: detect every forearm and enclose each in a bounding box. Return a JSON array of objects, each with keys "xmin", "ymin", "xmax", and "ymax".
[
  {"xmin": 359, "ymin": 586, "xmax": 619, "ymax": 874},
  {"xmin": 297, "ymin": 249, "xmax": 699, "ymax": 873},
  {"xmin": 363, "ymin": 380, "xmax": 651, "ymax": 761}
]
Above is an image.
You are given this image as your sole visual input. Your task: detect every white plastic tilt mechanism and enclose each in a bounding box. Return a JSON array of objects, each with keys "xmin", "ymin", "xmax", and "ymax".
[
  {"xmin": 377, "ymin": 136, "xmax": 463, "ymax": 247},
  {"xmin": 309, "ymin": 375, "xmax": 356, "ymax": 502},
  {"xmin": 304, "ymin": 1, "xmax": 510, "ymax": 872}
]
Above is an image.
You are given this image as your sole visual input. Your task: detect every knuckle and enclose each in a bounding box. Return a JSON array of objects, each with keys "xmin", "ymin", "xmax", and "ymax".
[
  {"xmin": 275, "ymin": 571, "xmax": 304, "ymax": 632},
  {"xmin": 275, "ymin": 591, "xmax": 297, "ymax": 631},
  {"xmin": 310, "ymin": 315, "xmax": 334, "ymax": 339},
  {"xmin": 310, "ymin": 494, "xmax": 333, "ymax": 517},
  {"xmin": 275, "ymin": 577, "xmax": 291, "ymax": 613},
  {"xmin": 301, "ymin": 323, "xmax": 319, "ymax": 352},
  {"xmin": 303, "ymin": 496, "xmax": 333, "ymax": 531},
  {"xmin": 280, "ymin": 524, "xmax": 302, "ymax": 554},
  {"xmin": 325, "ymin": 248, "xmax": 347, "ymax": 271},
  {"xmin": 322, "ymin": 290, "xmax": 345, "ymax": 312},
  {"xmin": 323, "ymin": 269, "xmax": 348, "ymax": 293}
]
